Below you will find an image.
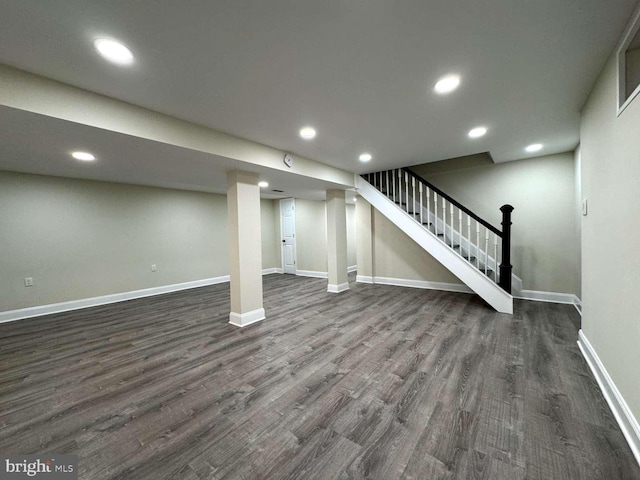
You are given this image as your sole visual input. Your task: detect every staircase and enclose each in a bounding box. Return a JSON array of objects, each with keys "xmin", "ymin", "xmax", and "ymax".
[{"xmin": 357, "ymin": 168, "xmax": 514, "ymax": 314}]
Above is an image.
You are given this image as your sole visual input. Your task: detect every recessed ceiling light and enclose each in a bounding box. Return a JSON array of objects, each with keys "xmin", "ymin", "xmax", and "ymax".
[
  {"xmin": 71, "ymin": 151, "xmax": 96, "ymax": 161},
  {"xmin": 258, "ymin": 181, "xmax": 269, "ymax": 188},
  {"xmin": 468, "ymin": 127, "xmax": 487, "ymax": 138},
  {"xmin": 525, "ymin": 143, "xmax": 543, "ymax": 153},
  {"xmin": 434, "ymin": 74, "xmax": 461, "ymax": 94},
  {"xmin": 299, "ymin": 127, "xmax": 316, "ymax": 140},
  {"xmin": 94, "ymin": 38, "xmax": 134, "ymax": 65},
  {"xmin": 353, "ymin": 197, "xmax": 357, "ymax": 202},
  {"xmin": 359, "ymin": 153, "xmax": 372, "ymax": 162}
]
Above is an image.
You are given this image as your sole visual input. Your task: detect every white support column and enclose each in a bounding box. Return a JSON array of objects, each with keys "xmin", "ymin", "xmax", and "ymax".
[
  {"xmin": 326, "ymin": 189, "xmax": 349, "ymax": 293},
  {"xmin": 355, "ymin": 197, "xmax": 374, "ymax": 284},
  {"xmin": 227, "ymin": 170, "xmax": 265, "ymax": 327}
]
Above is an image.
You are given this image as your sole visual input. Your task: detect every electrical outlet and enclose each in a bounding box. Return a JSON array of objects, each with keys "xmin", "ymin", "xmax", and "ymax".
[
  {"xmin": 151, "ymin": 264, "xmax": 157, "ymax": 272},
  {"xmin": 24, "ymin": 277, "xmax": 33, "ymax": 287}
]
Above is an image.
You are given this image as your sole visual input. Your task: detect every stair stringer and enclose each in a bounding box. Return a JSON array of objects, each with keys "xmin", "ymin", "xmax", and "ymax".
[{"xmin": 357, "ymin": 177, "xmax": 513, "ymax": 314}]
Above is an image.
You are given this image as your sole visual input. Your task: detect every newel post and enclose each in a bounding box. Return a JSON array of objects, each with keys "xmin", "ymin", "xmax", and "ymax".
[{"xmin": 499, "ymin": 204, "xmax": 514, "ymax": 293}]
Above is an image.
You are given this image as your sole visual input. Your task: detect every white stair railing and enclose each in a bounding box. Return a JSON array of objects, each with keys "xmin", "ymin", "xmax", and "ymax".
[{"xmin": 363, "ymin": 168, "xmax": 513, "ymax": 293}]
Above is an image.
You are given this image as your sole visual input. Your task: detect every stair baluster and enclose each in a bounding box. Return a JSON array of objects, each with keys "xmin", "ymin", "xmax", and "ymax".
[
  {"xmin": 412, "ymin": 176, "xmax": 416, "ymax": 217},
  {"xmin": 426, "ymin": 186, "xmax": 431, "ymax": 227},
  {"xmin": 404, "ymin": 171, "xmax": 409, "ymax": 213},
  {"xmin": 442, "ymin": 198, "xmax": 447, "ymax": 242},
  {"xmin": 466, "ymin": 216, "xmax": 471, "ymax": 266},
  {"xmin": 392, "ymin": 169, "xmax": 396, "ymax": 203},
  {"xmin": 434, "ymin": 194, "xmax": 439, "ymax": 237},
  {"xmin": 458, "ymin": 210, "xmax": 462, "ymax": 254},
  {"xmin": 475, "ymin": 222, "xmax": 480, "ymax": 269},
  {"xmin": 450, "ymin": 204, "xmax": 455, "ymax": 249},
  {"xmin": 360, "ymin": 168, "xmax": 514, "ymax": 294},
  {"xmin": 385, "ymin": 170, "xmax": 390, "ymax": 196},
  {"xmin": 419, "ymin": 183, "xmax": 423, "ymax": 225},
  {"xmin": 484, "ymin": 229, "xmax": 489, "ymax": 276}
]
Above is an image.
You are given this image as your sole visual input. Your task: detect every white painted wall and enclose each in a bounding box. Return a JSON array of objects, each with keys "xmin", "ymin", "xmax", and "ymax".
[
  {"xmin": 580, "ymin": 53, "xmax": 640, "ymax": 423},
  {"xmin": 412, "ymin": 152, "xmax": 580, "ymax": 295},
  {"xmin": 294, "ymin": 199, "xmax": 328, "ymax": 273},
  {"xmin": 0, "ymin": 171, "xmax": 279, "ymax": 312},
  {"xmin": 355, "ymin": 200, "xmax": 373, "ymax": 278},
  {"xmin": 286, "ymin": 198, "xmax": 356, "ymax": 275},
  {"xmin": 355, "ymin": 197, "xmax": 464, "ymax": 285},
  {"xmin": 261, "ymin": 198, "xmax": 280, "ymax": 270},
  {"xmin": 372, "ymin": 210, "xmax": 462, "ymax": 284},
  {"xmin": 346, "ymin": 204, "xmax": 356, "ymax": 267},
  {"xmin": 574, "ymin": 147, "xmax": 583, "ymax": 299}
]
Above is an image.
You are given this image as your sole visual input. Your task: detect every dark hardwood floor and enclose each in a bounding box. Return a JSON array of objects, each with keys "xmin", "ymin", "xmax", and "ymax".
[{"xmin": 0, "ymin": 274, "xmax": 638, "ymax": 479}]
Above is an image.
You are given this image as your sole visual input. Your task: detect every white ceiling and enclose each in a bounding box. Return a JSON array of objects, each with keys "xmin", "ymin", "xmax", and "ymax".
[{"xmin": 0, "ymin": 0, "xmax": 637, "ymax": 194}]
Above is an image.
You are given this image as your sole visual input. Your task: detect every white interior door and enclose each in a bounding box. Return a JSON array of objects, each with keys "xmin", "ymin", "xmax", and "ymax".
[{"xmin": 280, "ymin": 198, "xmax": 296, "ymax": 274}]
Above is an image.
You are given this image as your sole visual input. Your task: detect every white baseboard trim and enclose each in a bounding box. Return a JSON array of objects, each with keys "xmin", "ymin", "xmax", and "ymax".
[
  {"xmin": 228, "ymin": 308, "xmax": 266, "ymax": 328},
  {"xmin": 355, "ymin": 276, "xmax": 583, "ymax": 310},
  {"xmin": 262, "ymin": 267, "xmax": 283, "ymax": 275},
  {"xmin": 0, "ymin": 268, "xmax": 283, "ymax": 324},
  {"xmin": 296, "ymin": 269, "xmax": 357, "ymax": 278},
  {"xmin": 577, "ymin": 330, "xmax": 640, "ymax": 466},
  {"xmin": 514, "ymin": 289, "xmax": 582, "ymax": 312},
  {"xmin": 372, "ymin": 276, "xmax": 473, "ymax": 294},
  {"xmin": 327, "ymin": 282, "xmax": 350, "ymax": 293},
  {"xmin": 514, "ymin": 289, "xmax": 575, "ymax": 304},
  {"xmin": 356, "ymin": 275, "xmax": 374, "ymax": 284},
  {"xmin": 0, "ymin": 275, "xmax": 231, "ymax": 324},
  {"xmin": 573, "ymin": 295, "xmax": 582, "ymax": 315},
  {"xmin": 296, "ymin": 270, "xmax": 328, "ymax": 279}
]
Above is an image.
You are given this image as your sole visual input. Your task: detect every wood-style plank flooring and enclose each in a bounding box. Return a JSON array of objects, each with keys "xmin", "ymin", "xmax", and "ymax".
[{"xmin": 0, "ymin": 274, "xmax": 638, "ymax": 479}]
